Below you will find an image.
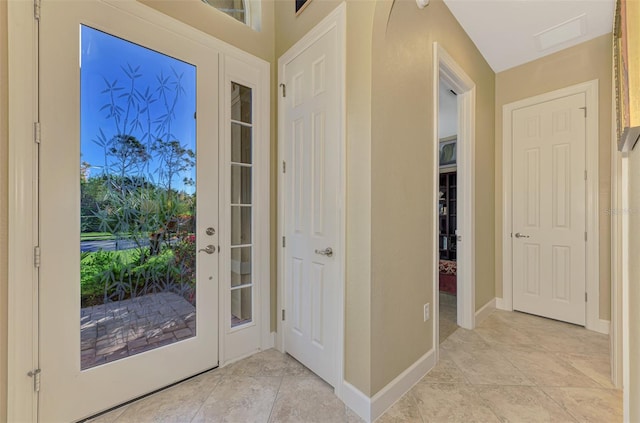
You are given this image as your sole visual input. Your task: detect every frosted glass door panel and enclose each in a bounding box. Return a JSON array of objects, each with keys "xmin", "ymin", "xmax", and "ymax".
[{"xmin": 80, "ymin": 25, "xmax": 197, "ymax": 369}]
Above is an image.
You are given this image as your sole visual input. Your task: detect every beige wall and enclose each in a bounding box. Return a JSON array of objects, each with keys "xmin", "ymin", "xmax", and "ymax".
[
  {"xmin": 342, "ymin": 0, "xmax": 376, "ymax": 395},
  {"xmin": 0, "ymin": 1, "xmax": 7, "ymax": 420},
  {"xmin": 274, "ymin": 0, "xmax": 377, "ymax": 395},
  {"xmin": 370, "ymin": 0, "xmax": 495, "ymax": 394},
  {"xmin": 495, "ymin": 34, "xmax": 613, "ymax": 320}
]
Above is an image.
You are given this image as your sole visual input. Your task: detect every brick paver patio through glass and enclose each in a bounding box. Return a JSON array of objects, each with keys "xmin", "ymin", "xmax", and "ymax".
[{"xmin": 80, "ymin": 292, "xmax": 196, "ymax": 369}]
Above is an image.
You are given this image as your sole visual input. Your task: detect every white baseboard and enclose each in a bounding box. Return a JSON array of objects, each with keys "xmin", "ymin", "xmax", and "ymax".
[
  {"xmin": 264, "ymin": 331, "xmax": 276, "ymax": 349},
  {"xmin": 590, "ymin": 319, "xmax": 611, "ymax": 335},
  {"xmin": 341, "ymin": 349, "xmax": 436, "ymax": 423},
  {"xmin": 475, "ymin": 298, "xmax": 496, "ymax": 324},
  {"xmin": 371, "ymin": 349, "xmax": 436, "ymax": 421},
  {"xmin": 495, "ymin": 297, "xmax": 512, "ymax": 311},
  {"xmin": 274, "ymin": 330, "xmax": 284, "ymax": 353},
  {"xmin": 341, "ymin": 382, "xmax": 371, "ymax": 422}
]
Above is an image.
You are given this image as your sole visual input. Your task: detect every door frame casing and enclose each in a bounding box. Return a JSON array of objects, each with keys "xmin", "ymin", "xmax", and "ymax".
[
  {"xmin": 501, "ymin": 80, "xmax": 604, "ymax": 333},
  {"xmin": 7, "ymin": 1, "xmax": 39, "ymax": 421},
  {"xmin": 276, "ymin": 2, "xmax": 346, "ymax": 399},
  {"xmin": 432, "ymin": 42, "xmax": 477, "ymax": 341},
  {"xmin": 610, "ymin": 70, "xmax": 623, "ymax": 389},
  {"xmin": 7, "ymin": 1, "xmax": 272, "ymax": 420}
]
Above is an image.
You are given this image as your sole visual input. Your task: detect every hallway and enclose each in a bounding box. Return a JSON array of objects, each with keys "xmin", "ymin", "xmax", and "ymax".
[{"xmin": 88, "ymin": 309, "xmax": 620, "ymax": 423}]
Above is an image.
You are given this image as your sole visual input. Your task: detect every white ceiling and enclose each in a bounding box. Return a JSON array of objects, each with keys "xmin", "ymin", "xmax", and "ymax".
[
  {"xmin": 443, "ymin": 0, "xmax": 615, "ymax": 73},
  {"xmin": 438, "ymin": 80, "xmax": 458, "ymax": 138}
]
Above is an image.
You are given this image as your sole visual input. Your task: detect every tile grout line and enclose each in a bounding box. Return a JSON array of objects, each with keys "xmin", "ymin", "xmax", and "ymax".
[
  {"xmin": 471, "ymin": 386, "xmax": 509, "ymax": 423},
  {"xmin": 550, "ymin": 351, "xmax": 610, "ymax": 389},
  {"xmin": 553, "ymin": 352, "xmax": 617, "ymax": 390},
  {"xmin": 265, "ymin": 372, "xmax": 285, "ymax": 423},
  {"xmin": 188, "ymin": 370, "xmax": 227, "ymax": 423},
  {"xmin": 407, "ymin": 389, "xmax": 427, "ymax": 423},
  {"xmin": 444, "ymin": 347, "xmax": 473, "ymax": 386},
  {"xmin": 484, "ymin": 344, "xmax": 536, "ymax": 387},
  {"xmin": 537, "ymin": 387, "xmax": 581, "ymax": 423}
]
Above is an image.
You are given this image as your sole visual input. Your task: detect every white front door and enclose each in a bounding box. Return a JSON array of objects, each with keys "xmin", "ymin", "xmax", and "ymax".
[
  {"xmin": 39, "ymin": 2, "xmax": 219, "ymax": 421},
  {"xmin": 512, "ymin": 93, "xmax": 586, "ymax": 325},
  {"xmin": 282, "ymin": 27, "xmax": 340, "ymax": 386}
]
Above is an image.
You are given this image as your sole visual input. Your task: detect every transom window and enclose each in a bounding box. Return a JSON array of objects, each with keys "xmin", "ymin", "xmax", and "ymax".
[{"xmin": 202, "ymin": 0, "xmax": 247, "ymax": 25}]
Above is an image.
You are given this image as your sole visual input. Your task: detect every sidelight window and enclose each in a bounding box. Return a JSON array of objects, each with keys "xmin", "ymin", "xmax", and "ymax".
[{"xmin": 230, "ymin": 82, "xmax": 254, "ymax": 328}]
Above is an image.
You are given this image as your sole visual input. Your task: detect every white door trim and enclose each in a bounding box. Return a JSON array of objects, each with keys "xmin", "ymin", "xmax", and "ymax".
[
  {"xmin": 501, "ymin": 80, "xmax": 601, "ymax": 332},
  {"xmin": 276, "ymin": 2, "xmax": 346, "ymax": 398},
  {"xmin": 610, "ymin": 71, "xmax": 623, "ymax": 388},
  {"xmin": 7, "ymin": 1, "xmax": 272, "ymax": 420},
  {"xmin": 433, "ymin": 43, "xmax": 476, "ymax": 341},
  {"xmin": 7, "ymin": 1, "xmax": 39, "ymax": 421},
  {"xmin": 621, "ymin": 154, "xmax": 630, "ymax": 421}
]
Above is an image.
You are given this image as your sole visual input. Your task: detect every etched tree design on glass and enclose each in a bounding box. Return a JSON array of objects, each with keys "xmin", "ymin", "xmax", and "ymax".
[{"xmin": 80, "ymin": 27, "xmax": 198, "ymax": 369}]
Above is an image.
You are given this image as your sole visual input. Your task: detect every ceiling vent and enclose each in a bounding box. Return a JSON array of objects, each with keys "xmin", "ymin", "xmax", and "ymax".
[{"xmin": 534, "ymin": 13, "xmax": 587, "ymax": 51}]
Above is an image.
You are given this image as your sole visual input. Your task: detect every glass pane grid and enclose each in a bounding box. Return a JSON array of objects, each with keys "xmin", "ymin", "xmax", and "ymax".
[
  {"xmin": 231, "ymin": 206, "xmax": 252, "ymax": 245},
  {"xmin": 231, "ymin": 82, "xmax": 253, "ymax": 123},
  {"xmin": 231, "ymin": 124, "xmax": 252, "ymax": 164},
  {"xmin": 230, "ymin": 118, "xmax": 253, "ymax": 128},
  {"xmin": 231, "ymin": 287, "xmax": 252, "ymax": 327},
  {"xmin": 230, "ymin": 81, "xmax": 253, "ymax": 329}
]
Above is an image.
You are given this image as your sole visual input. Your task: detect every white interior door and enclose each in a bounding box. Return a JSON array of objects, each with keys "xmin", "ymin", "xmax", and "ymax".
[
  {"xmin": 512, "ymin": 93, "xmax": 586, "ymax": 325},
  {"xmin": 283, "ymin": 27, "xmax": 340, "ymax": 387},
  {"xmin": 39, "ymin": 2, "xmax": 219, "ymax": 421}
]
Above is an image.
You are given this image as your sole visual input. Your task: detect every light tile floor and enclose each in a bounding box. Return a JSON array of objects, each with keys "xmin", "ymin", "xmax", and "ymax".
[{"xmin": 88, "ymin": 309, "xmax": 621, "ymax": 423}]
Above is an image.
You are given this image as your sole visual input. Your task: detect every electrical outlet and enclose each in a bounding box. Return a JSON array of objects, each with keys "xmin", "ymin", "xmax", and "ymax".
[{"xmin": 424, "ymin": 303, "xmax": 430, "ymax": 321}]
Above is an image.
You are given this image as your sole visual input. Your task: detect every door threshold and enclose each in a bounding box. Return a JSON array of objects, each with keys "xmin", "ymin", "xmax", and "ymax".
[{"xmin": 78, "ymin": 365, "xmax": 219, "ymax": 423}]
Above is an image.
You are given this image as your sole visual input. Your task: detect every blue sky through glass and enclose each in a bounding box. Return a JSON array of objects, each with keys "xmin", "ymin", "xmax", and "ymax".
[{"xmin": 80, "ymin": 25, "xmax": 196, "ymax": 194}]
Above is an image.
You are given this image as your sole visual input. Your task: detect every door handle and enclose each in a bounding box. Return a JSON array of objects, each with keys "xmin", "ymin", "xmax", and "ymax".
[
  {"xmin": 514, "ymin": 232, "xmax": 530, "ymax": 239},
  {"xmin": 198, "ymin": 245, "xmax": 216, "ymax": 254},
  {"xmin": 315, "ymin": 247, "xmax": 333, "ymax": 257}
]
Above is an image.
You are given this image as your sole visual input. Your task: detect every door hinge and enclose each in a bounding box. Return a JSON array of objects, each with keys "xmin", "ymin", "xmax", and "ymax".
[
  {"xmin": 282, "ymin": 236, "xmax": 286, "ymax": 248},
  {"xmin": 34, "ymin": 246, "xmax": 41, "ymax": 268},
  {"xmin": 279, "ymin": 83, "xmax": 286, "ymax": 98},
  {"xmin": 282, "ymin": 161, "xmax": 286, "ymax": 174},
  {"xmin": 33, "ymin": 0, "xmax": 40, "ymax": 20},
  {"xmin": 282, "ymin": 309, "xmax": 285, "ymax": 321},
  {"xmin": 579, "ymin": 106, "xmax": 586, "ymax": 117},
  {"xmin": 34, "ymin": 122, "xmax": 41, "ymax": 144},
  {"xmin": 27, "ymin": 369, "xmax": 41, "ymax": 392}
]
